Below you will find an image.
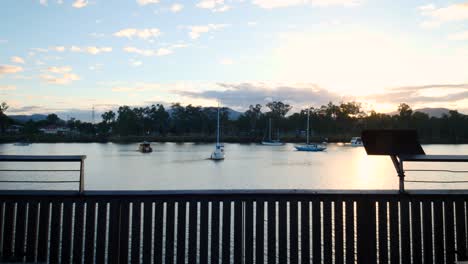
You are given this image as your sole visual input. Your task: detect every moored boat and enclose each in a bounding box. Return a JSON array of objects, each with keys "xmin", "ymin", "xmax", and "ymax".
[
  {"xmin": 261, "ymin": 118, "xmax": 284, "ymax": 146},
  {"xmin": 138, "ymin": 142, "xmax": 152, "ymax": 153},
  {"xmin": 294, "ymin": 108, "xmax": 327, "ymax": 152},
  {"xmin": 210, "ymin": 103, "xmax": 225, "ymax": 160},
  {"xmin": 350, "ymin": 137, "xmax": 363, "ymax": 146}
]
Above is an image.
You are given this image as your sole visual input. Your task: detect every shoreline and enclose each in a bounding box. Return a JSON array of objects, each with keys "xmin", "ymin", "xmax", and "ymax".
[{"xmin": 1, "ymin": 134, "xmax": 467, "ymax": 144}]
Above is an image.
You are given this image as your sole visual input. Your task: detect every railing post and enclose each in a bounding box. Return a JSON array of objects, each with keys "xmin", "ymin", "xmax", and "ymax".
[
  {"xmin": 79, "ymin": 159, "xmax": 85, "ymax": 193},
  {"xmin": 357, "ymin": 197, "xmax": 376, "ymax": 263},
  {"xmin": 391, "ymin": 155, "xmax": 405, "ymax": 193}
]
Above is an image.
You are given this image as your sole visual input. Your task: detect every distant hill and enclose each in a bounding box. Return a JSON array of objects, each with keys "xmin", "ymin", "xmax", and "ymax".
[
  {"xmin": 10, "ymin": 114, "xmax": 48, "ymax": 123},
  {"xmin": 413, "ymin": 108, "xmax": 452, "ymax": 118},
  {"xmin": 9, "ymin": 107, "xmax": 243, "ymax": 123},
  {"xmin": 388, "ymin": 107, "xmax": 455, "ymax": 118}
]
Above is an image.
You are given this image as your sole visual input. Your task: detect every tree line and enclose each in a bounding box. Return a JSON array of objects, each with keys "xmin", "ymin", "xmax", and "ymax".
[{"xmin": 1, "ymin": 101, "xmax": 468, "ymax": 143}]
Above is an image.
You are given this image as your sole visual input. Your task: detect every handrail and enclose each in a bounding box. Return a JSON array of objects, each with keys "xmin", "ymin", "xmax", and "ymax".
[
  {"xmin": 0, "ymin": 155, "xmax": 86, "ymax": 193},
  {"xmin": 1, "ymin": 189, "xmax": 468, "ymax": 196}
]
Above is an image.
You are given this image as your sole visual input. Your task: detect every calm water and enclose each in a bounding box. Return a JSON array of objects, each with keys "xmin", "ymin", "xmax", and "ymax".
[{"xmin": 1, "ymin": 143, "xmax": 468, "ymax": 190}]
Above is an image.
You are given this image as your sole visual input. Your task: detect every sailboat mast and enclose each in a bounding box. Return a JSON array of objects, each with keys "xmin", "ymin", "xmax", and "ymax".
[
  {"xmin": 306, "ymin": 108, "xmax": 310, "ymax": 145},
  {"xmin": 269, "ymin": 118, "xmax": 272, "ymax": 141},
  {"xmin": 216, "ymin": 104, "xmax": 220, "ymax": 146}
]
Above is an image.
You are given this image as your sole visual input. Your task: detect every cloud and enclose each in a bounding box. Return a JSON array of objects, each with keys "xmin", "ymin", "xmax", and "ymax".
[
  {"xmin": 196, "ymin": 0, "xmax": 231, "ymax": 12},
  {"xmin": 40, "ymin": 73, "xmax": 80, "ymax": 85},
  {"xmin": 366, "ymin": 84, "xmax": 468, "ymax": 106},
  {"xmin": 70, "ymin": 46, "xmax": 112, "ymax": 54},
  {"xmin": 72, "ymin": 0, "xmax": 88, "ymax": 8},
  {"xmin": 419, "ymin": 3, "xmax": 468, "ymax": 28},
  {"xmin": 31, "ymin": 48, "xmax": 48, "ymax": 53},
  {"xmin": 170, "ymin": 3, "xmax": 183, "ymax": 12},
  {"xmin": 11, "ymin": 56, "xmax": 25, "ymax": 64},
  {"xmin": 136, "ymin": 0, "xmax": 159, "ymax": 5},
  {"xmin": 50, "ymin": 46, "xmax": 66, "ymax": 52},
  {"xmin": 247, "ymin": 21, "xmax": 257, "ymax": 26},
  {"xmin": 114, "ymin": 28, "xmax": 162, "ymax": 39},
  {"xmin": 111, "ymin": 82, "xmax": 163, "ymax": 92},
  {"xmin": 0, "ymin": 65, "xmax": 23, "ymax": 75},
  {"xmin": 39, "ymin": 0, "xmax": 47, "ymax": 6},
  {"xmin": 47, "ymin": 66, "xmax": 72, "ymax": 74},
  {"xmin": 40, "ymin": 66, "xmax": 79, "ymax": 84},
  {"xmin": 448, "ymin": 30, "xmax": 468, "ymax": 40},
  {"xmin": 252, "ymin": 0, "xmax": 361, "ymax": 9},
  {"xmin": 123, "ymin": 47, "xmax": 173, "ymax": 56},
  {"xmin": 220, "ymin": 58, "xmax": 234, "ymax": 65},
  {"xmin": 188, "ymin": 24, "xmax": 228, "ymax": 39},
  {"xmin": 0, "ymin": 85, "xmax": 16, "ymax": 91},
  {"xmin": 174, "ymin": 82, "xmax": 340, "ymax": 110},
  {"xmin": 130, "ymin": 59, "xmax": 143, "ymax": 67}
]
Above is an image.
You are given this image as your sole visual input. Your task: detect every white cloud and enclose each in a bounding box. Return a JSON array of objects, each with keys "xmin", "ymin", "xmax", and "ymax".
[
  {"xmin": 252, "ymin": 0, "xmax": 361, "ymax": 9},
  {"xmin": 39, "ymin": 0, "xmax": 47, "ymax": 6},
  {"xmin": 11, "ymin": 56, "xmax": 25, "ymax": 64},
  {"xmin": 188, "ymin": 24, "xmax": 228, "ymax": 39},
  {"xmin": 0, "ymin": 65, "xmax": 23, "ymax": 75},
  {"xmin": 170, "ymin": 3, "xmax": 184, "ymax": 12},
  {"xmin": 50, "ymin": 46, "xmax": 66, "ymax": 52},
  {"xmin": 40, "ymin": 73, "xmax": 80, "ymax": 85},
  {"xmin": 220, "ymin": 58, "xmax": 234, "ymax": 65},
  {"xmin": 47, "ymin": 66, "xmax": 72, "ymax": 74},
  {"xmin": 57, "ymin": 0, "xmax": 64, "ymax": 4},
  {"xmin": 114, "ymin": 28, "xmax": 162, "ymax": 39},
  {"xmin": 196, "ymin": 0, "xmax": 231, "ymax": 12},
  {"xmin": 136, "ymin": 0, "xmax": 159, "ymax": 5},
  {"xmin": 420, "ymin": 3, "xmax": 468, "ymax": 28},
  {"xmin": 31, "ymin": 48, "xmax": 48, "ymax": 53},
  {"xmin": 89, "ymin": 64, "xmax": 103, "ymax": 71},
  {"xmin": 72, "ymin": 0, "xmax": 88, "ymax": 8},
  {"xmin": 448, "ymin": 30, "xmax": 468, "ymax": 40},
  {"xmin": 70, "ymin": 46, "xmax": 112, "ymax": 54},
  {"xmin": 112, "ymin": 82, "xmax": 163, "ymax": 92},
  {"xmin": 123, "ymin": 47, "xmax": 172, "ymax": 56},
  {"xmin": 130, "ymin": 59, "xmax": 143, "ymax": 67},
  {"xmin": 0, "ymin": 85, "xmax": 16, "ymax": 91},
  {"xmin": 0, "ymin": 39, "xmax": 7, "ymax": 43},
  {"xmin": 247, "ymin": 21, "xmax": 257, "ymax": 26}
]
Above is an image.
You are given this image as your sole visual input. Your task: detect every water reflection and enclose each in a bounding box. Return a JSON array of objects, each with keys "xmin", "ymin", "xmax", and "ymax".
[{"xmin": 1, "ymin": 143, "xmax": 468, "ymax": 190}]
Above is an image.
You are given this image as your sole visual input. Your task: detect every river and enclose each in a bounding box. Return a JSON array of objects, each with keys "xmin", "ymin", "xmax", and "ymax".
[{"xmin": 1, "ymin": 143, "xmax": 468, "ymax": 191}]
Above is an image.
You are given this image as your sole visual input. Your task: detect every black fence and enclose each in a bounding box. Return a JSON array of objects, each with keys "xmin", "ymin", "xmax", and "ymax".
[{"xmin": 0, "ymin": 190, "xmax": 467, "ymax": 263}]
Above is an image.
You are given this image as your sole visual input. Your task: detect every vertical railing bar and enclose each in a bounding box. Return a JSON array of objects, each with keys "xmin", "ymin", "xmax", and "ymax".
[{"xmin": 445, "ymin": 199, "xmax": 455, "ymax": 264}]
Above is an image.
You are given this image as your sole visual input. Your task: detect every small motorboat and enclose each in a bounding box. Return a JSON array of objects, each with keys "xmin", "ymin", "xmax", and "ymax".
[
  {"xmin": 350, "ymin": 137, "xmax": 363, "ymax": 147},
  {"xmin": 295, "ymin": 144, "xmax": 327, "ymax": 152},
  {"xmin": 138, "ymin": 142, "xmax": 152, "ymax": 153}
]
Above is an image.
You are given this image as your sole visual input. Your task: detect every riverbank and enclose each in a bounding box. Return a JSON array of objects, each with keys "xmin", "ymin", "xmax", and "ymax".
[{"xmin": 1, "ymin": 134, "xmax": 467, "ymax": 144}]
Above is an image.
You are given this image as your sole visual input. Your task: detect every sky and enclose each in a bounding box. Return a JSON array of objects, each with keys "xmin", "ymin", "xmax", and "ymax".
[{"xmin": 1, "ymin": 0, "xmax": 468, "ymax": 119}]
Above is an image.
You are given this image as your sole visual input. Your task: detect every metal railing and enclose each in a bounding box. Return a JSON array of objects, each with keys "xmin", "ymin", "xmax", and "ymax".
[
  {"xmin": 1, "ymin": 189, "xmax": 468, "ymax": 263},
  {"xmin": 0, "ymin": 155, "xmax": 86, "ymax": 193}
]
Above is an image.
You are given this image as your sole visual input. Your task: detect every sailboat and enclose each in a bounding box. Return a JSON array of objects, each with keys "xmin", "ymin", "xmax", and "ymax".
[
  {"xmin": 210, "ymin": 104, "xmax": 225, "ymax": 160},
  {"xmin": 261, "ymin": 118, "xmax": 284, "ymax": 146},
  {"xmin": 295, "ymin": 109, "xmax": 326, "ymax": 152}
]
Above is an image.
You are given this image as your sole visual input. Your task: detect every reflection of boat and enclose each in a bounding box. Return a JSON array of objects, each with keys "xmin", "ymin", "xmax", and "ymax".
[
  {"xmin": 138, "ymin": 142, "xmax": 152, "ymax": 153},
  {"xmin": 350, "ymin": 137, "xmax": 363, "ymax": 147},
  {"xmin": 211, "ymin": 103, "xmax": 225, "ymax": 160},
  {"xmin": 294, "ymin": 108, "xmax": 327, "ymax": 152},
  {"xmin": 261, "ymin": 118, "xmax": 284, "ymax": 146},
  {"xmin": 13, "ymin": 142, "xmax": 30, "ymax": 146}
]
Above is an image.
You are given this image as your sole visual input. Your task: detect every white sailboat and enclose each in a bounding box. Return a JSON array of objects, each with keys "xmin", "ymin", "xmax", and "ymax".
[
  {"xmin": 294, "ymin": 108, "xmax": 326, "ymax": 152},
  {"xmin": 261, "ymin": 118, "xmax": 284, "ymax": 146},
  {"xmin": 210, "ymin": 104, "xmax": 225, "ymax": 160}
]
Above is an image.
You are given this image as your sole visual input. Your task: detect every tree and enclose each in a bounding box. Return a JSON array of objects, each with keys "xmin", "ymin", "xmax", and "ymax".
[
  {"xmin": 244, "ymin": 104, "xmax": 262, "ymax": 132},
  {"xmin": 398, "ymin": 103, "xmax": 412, "ymax": 118},
  {"xmin": 266, "ymin": 101, "xmax": 292, "ymax": 119},
  {"xmin": 46, "ymin": 114, "xmax": 60, "ymax": 125},
  {"xmin": 101, "ymin": 111, "xmax": 116, "ymax": 124},
  {"xmin": 0, "ymin": 102, "xmax": 10, "ymax": 133}
]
